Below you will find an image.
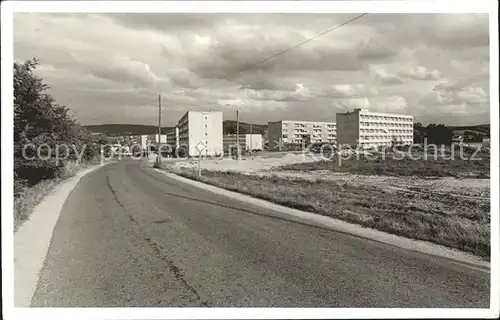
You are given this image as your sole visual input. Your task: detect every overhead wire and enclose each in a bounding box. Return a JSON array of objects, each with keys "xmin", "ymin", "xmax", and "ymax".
[{"xmin": 165, "ymin": 13, "xmax": 369, "ymax": 108}]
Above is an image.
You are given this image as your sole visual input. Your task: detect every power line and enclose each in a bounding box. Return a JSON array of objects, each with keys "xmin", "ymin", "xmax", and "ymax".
[{"xmin": 173, "ymin": 13, "xmax": 369, "ymax": 99}]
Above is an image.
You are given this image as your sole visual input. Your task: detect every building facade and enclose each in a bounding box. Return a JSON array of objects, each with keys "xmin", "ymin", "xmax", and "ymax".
[
  {"xmin": 177, "ymin": 111, "xmax": 223, "ymax": 157},
  {"xmin": 139, "ymin": 135, "xmax": 149, "ymax": 150},
  {"xmin": 155, "ymin": 134, "xmax": 167, "ymax": 144},
  {"xmin": 223, "ymin": 134, "xmax": 263, "ymax": 155},
  {"xmin": 336, "ymin": 108, "xmax": 414, "ymax": 149},
  {"xmin": 246, "ymin": 134, "xmax": 263, "ymax": 151},
  {"xmin": 267, "ymin": 120, "xmax": 337, "ymax": 150},
  {"xmin": 166, "ymin": 127, "xmax": 179, "ymax": 149}
]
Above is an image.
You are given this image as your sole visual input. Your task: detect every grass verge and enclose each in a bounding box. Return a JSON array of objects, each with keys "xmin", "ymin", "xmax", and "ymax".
[
  {"xmin": 167, "ymin": 167, "xmax": 490, "ymax": 260},
  {"xmin": 14, "ymin": 159, "xmax": 102, "ymax": 231}
]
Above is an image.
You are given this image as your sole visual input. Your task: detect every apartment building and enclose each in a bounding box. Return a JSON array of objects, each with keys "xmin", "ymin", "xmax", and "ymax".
[
  {"xmin": 223, "ymin": 134, "xmax": 263, "ymax": 154},
  {"xmin": 139, "ymin": 135, "xmax": 149, "ymax": 150},
  {"xmin": 267, "ymin": 120, "xmax": 337, "ymax": 150},
  {"xmin": 176, "ymin": 111, "xmax": 223, "ymax": 157},
  {"xmin": 336, "ymin": 108, "xmax": 413, "ymax": 149},
  {"xmin": 166, "ymin": 127, "xmax": 179, "ymax": 149},
  {"xmin": 145, "ymin": 134, "xmax": 167, "ymax": 146},
  {"xmin": 155, "ymin": 134, "xmax": 167, "ymax": 144}
]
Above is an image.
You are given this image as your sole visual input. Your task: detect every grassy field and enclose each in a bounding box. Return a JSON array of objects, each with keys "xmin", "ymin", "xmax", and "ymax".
[
  {"xmin": 280, "ymin": 152, "xmax": 490, "ymax": 178},
  {"xmin": 170, "ymin": 168, "xmax": 490, "ymax": 259}
]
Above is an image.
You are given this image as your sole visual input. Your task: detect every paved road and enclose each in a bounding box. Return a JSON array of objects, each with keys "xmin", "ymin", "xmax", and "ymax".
[{"xmin": 31, "ymin": 160, "xmax": 489, "ymax": 307}]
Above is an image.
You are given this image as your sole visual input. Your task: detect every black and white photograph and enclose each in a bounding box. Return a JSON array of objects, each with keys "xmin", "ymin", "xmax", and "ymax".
[{"xmin": 1, "ymin": 1, "xmax": 498, "ymax": 319}]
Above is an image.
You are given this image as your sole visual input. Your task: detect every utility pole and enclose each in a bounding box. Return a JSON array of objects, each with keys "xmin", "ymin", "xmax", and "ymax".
[
  {"xmin": 198, "ymin": 149, "xmax": 202, "ymax": 176},
  {"xmin": 249, "ymin": 123, "xmax": 253, "ymax": 158},
  {"xmin": 157, "ymin": 94, "xmax": 161, "ymax": 164},
  {"xmin": 236, "ymin": 109, "xmax": 240, "ymax": 160}
]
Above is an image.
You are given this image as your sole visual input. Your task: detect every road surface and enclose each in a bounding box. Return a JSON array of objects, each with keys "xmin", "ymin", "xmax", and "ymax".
[{"xmin": 31, "ymin": 160, "xmax": 489, "ymax": 307}]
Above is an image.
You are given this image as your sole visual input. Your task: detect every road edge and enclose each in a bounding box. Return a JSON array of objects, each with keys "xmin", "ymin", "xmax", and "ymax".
[
  {"xmin": 14, "ymin": 162, "xmax": 111, "ymax": 307},
  {"xmin": 155, "ymin": 169, "xmax": 490, "ymax": 273}
]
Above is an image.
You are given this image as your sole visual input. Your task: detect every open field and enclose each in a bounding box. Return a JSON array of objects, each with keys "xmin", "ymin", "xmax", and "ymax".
[
  {"xmin": 280, "ymin": 156, "xmax": 490, "ymax": 178},
  {"xmin": 171, "ymin": 168, "xmax": 490, "ymax": 259},
  {"xmin": 163, "ymin": 150, "xmax": 490, "ymax": 259},
  {"xmin": 165, "ymin": 147, "xmax": 490, "ymax": 178}
]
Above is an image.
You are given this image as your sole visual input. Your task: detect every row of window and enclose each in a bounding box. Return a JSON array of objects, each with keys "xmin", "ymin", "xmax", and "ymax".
[
  {"xmin": 360, "ymin": 135, "xmax": 413, "ymax": 141},
  {"xmin": 360, "ymin": 129, "xmax": 413, "ymax": 134},
  {"xmin": 285, "ymin": 128, "xmax": 336, "ymax": 133},
  {"xmin": 360, "ymin": 114, "xmax": 412, "ymax": 122},
  {"xmin": 286, "ymin": 139, "xmax": 337, "ymax": 143},
  {"xmin": 283, "ymin": 123, "xmax": 336, "ymax": 128},
  {"xmin": 359, "ymin": 142, "xmax": 394, "ymax": 146},
  {"xmin": 360, "ymin": 122, "xmax": 413, "ymax": 128}
]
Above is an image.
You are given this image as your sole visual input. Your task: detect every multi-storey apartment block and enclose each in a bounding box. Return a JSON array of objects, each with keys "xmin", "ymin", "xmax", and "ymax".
[
  {"xmin": 336, "ymin": 108, "xmax": 414, "ymax": 149},
  {"xmin": 267, "ymin": 120, "xmax": 337, "ymax": 150},
  {"xmin": 176, "ymin": 111, "xmax": 223, "ymax": 157},
  {"xmin": 223, "ymin": 134, "xmax": 263, "ymax": 154},
  {"xmin": 166, "ymin": 127, "xmax": 179, "ymax": 149}
]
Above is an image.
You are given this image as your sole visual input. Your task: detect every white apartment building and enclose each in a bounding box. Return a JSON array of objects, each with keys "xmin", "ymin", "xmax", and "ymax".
[
  {"xmin": 155, "ymin": 134, "xmax": 167, "ymax": 144},
  {"xmin": 166, "ymin": 127, "xmax": 179, "ymax": 149},
  {"xmin": 267, "ymin": 120, "xmax": 337, "ymax": 150},
  {"xmin": 246, "ymin": 134, "xmax": 263, "ymax": 151},
  {"xmin": 223, "ymin": 134, "xmax": 263, "ymax": 154},
  {"xmin": 177, "ymin": 111, "xmax": 223, "ymax": 157},
  {"xmin": 140, "ymin": 135, "xmax": 148, "ymax": 150},
  {"xmin": 336, "ymin": 108, "xmax": 414, "ymax": 149}
]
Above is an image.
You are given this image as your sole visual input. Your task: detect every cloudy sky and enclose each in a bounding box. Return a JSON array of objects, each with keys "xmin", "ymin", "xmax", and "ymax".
[{"xmin": 14, "ymin": 13, "xmax": 490, "ymax": 126}]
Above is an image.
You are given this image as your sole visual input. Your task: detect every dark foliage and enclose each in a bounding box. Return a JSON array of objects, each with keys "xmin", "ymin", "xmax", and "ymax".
[{"xmin": 14, "ymin": 58, "xmax": 99, "ymax": 189}]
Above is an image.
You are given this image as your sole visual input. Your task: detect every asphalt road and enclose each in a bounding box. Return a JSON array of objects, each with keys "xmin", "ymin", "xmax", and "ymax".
[{"xmin": 31, "ymin": 160, "xmax": 489, "ymax": 307}]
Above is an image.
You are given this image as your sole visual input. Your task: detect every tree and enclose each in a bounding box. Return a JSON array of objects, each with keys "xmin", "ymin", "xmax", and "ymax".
[
  {"xmin": 426, "ymin": 124, "xmax": 453, "ymax": 145},
  {"xmin": 14, "ymin": 58, "xmax": 98, "ymax": 187},
  {"xmin": 225, "ymin": 125, "xmax": 247, "ymax": 135},
  {"xmin": 413, "ymin": 122, "xmax": 425, "ymax": 144}
]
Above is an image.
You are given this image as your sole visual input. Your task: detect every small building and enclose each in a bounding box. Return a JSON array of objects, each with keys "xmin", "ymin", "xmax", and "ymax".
[
  {"xmin": 153, "ymin": 134, "xmax": 167, "ymax": 144},
  {"xmin": 223, "ymin": 134, "xmax": 264, "ymax": 155},
  {"xmin": 223, "ymin": 135, "xmax": 245, "ymax": 156},
  {"xmin": 246, "ymin": 134, "xmax": 263, "ymax": 151}
]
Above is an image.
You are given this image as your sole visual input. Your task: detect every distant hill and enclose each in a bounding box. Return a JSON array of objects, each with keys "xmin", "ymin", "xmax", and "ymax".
[
  {"xmin": 447, "ymin": 124, "xmax": 490, "ymax": 136},
  {"xmin": 223, "ymin": 120, "xmax": 267, "ymax": 135},
  {"xmin": 83, "ymin": 124, "xmax": 173, "ymax": 136},
  {"xmin": 84, "ymin": 121, "xmax": 268, "ymax": 136}
]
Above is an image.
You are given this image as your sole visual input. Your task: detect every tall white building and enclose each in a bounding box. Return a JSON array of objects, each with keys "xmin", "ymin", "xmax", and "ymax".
[
  {"xmin": 336, "ymin": 108, "xmax": 414, "ymax": 149},
  {"xmin": 177, "ymin": 111, "xmax": 223, "ymax": 157},
  {"xmin": 267, "ymin": 120, "xmax": 337, "ymax": 150}
]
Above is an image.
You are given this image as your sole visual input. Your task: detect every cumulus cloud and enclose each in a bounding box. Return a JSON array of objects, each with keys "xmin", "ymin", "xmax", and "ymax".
[
  {"xmin": 13, "ymin": 13, "xmax": 490, "ymax": 126},
  {"xmin": 327, "ymin": 84, "xmax": 379, "ymax": 98},
  {"xmin": 417, "ymin": 79, "xmax": 489, "ymax": 123},
  {"xmin": 334, "ymin": 97, "xmax": 371, "ymax": 111},
  {"xmin": 355, "ymin": 38, "xmax": 396, "ymax": 61},
  {"xmin": 369, "ymin": 65, "xmax": 403, "ymax": 84},
  {"xmin": 398, "ymin": 65, "xmax": 441, "ymax": 81},
  {"xmin": 371, "ymin": 96, "xmax": 408, "ymax": 112}
]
